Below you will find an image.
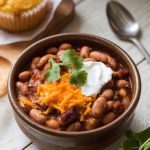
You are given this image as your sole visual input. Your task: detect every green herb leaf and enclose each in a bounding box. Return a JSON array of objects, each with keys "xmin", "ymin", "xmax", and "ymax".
[
  {"xmin": 135, "ymin": 127, "xmax": 150, "ymax": 145},
  {"xmin": 120, "ymin": 127, "xmax": 150, "ymax": 150},
  {"xmin": 69, "ymin": 70, "xmax": 87, "ymax": 87},
  {"xmin": 60, "ymin": 49, "xmax": 83, "ymax": 70},
  {"xmin": 45, "ymin": 49, "xmax": 87, "ymax": 87},
  {"xmin": 44, "ymin": 59, "xmax": 60, "ymax": 82},
  {"xmin": 139, "ymin": 138, "xmax": 150, "ymax": 150}
]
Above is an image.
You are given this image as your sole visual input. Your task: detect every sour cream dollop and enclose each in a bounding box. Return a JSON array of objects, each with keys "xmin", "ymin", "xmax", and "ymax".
[{"xmin": 81, "ymin": 61, "xmax": 113, "ymax": 96}]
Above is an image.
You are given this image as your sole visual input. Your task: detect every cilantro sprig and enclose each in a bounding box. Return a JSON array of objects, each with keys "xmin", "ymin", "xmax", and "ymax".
[
  {"xmin": 44, "ymin": 59, "xmax": 60, "ymax": 82},
  {"xmin": 120, "ymin": 127, "xmax": 150, "ymax": 150},
  {"xmin": 69, "ymin": 70, "xmax": 87, "ymax": 87},
  {"xmin": 44, "ymin": 49, "xmax": 87, "ymax": 87},
  {"xmin": 60, "ymin": 49, "xmax": 84, "ymax": 69}
]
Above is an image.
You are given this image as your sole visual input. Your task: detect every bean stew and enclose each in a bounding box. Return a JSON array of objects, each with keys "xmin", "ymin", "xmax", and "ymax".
[{"xmin": 16, "ymin": 43, "xmax": 132, "ymax": 131}]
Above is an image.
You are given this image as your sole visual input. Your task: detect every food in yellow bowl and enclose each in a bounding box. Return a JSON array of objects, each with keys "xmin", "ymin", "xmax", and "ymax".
[{"xmin": 0, "ymin": 0, "xmax": 49, "ymax": 32}]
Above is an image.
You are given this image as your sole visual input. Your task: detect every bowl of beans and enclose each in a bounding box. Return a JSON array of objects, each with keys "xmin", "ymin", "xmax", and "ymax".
[{"xmin": 8, "ymin": 33, "xmax": 141, "ymax": 150}]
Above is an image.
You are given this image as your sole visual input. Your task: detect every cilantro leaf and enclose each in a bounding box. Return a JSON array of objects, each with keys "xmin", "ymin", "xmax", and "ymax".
[
  {"xmin": 69, "ymin": 70, "xmax": 87, "ymax": 87},
  {"xmin": 44, "ymin": 49, "xmax": 88, "ymax": 87},
  {"xmin": 120, "ymin": 127, "xmax": 150, "ymax": 150},
  {"xmin": 44, "ymin": 59, "xmax": 60, "ymax": 82},
  {"xmin": 60, "ymin": 49, "xmax": 83, "ymax": 70}
]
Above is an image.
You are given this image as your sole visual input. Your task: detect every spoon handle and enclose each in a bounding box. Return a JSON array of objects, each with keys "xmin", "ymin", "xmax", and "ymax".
[{"xmin": 131, "ymin": 38, "xmax": 150, "ymax": 64}]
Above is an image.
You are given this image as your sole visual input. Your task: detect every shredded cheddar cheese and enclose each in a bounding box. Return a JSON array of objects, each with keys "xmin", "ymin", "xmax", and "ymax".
[{"xmin": 37, "ymin": 73, "xmax": 93, "ymax": 114}]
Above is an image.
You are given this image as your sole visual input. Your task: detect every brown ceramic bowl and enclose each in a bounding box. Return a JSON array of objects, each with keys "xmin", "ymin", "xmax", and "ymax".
[{"xmin": 8, "ymin": 33, "xmax": 141, "ymax": 150}]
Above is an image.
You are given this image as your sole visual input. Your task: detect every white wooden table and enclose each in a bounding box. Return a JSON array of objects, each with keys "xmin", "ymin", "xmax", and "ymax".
[{"xmin": 0, "ymin": 0, "xmax": 150, "ymax": 149}]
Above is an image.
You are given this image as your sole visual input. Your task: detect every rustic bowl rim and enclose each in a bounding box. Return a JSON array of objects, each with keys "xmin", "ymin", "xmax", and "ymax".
[{"xmin": 8, "ymin": 33, "xmax": 141, "ymax": 137}]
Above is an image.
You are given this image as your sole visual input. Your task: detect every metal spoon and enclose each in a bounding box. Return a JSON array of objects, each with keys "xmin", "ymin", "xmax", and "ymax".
[{"xmin": 106, "ymin": 1, "xmax": 150, "ymax": 63}]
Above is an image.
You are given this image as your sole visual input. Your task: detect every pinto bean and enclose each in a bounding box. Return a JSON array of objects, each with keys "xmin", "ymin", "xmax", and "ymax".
[
  {"xmin": 89, "ymin": 51, "xmax": 108, "ymax": 63},
  {"xmin": 107, "ymin": 55, "xmax": 117, "ymax": 70},
  {"xmin": 117, "ymin": 80, "xmax": 129, "ymax": 88},
  {"xmin": 102, "ymin": 112, "xmax": 116, "ymax": 125},
  {"xmin": 107, "ymin": 101, "xmax": 114, "ymax": 111},
  {"xmin": 80, "ymin": 46, "xmax": 91, "ymax": 58},
  {"xmin": 101, "ymin": 89, "xmax": 113, "ymax": 99},
  {"xmin": 46, "ymin": 118, "xmax": 60, "ymax": 129},
  {"xmin": 36, "ymin": 54, "xmax": 56, "ymax": 68},
  {"xmin": 31, "ymin": 57, "xmax": 40, "ymax": 69},
  {"xmin": 57, "ymin": 50, "xmax": 65, "ymax": 57},
  {"xmin": 57, "ymin": 109, "xmax": 76, "ymax": 126},
  {"xmin": 29, "ymin": 109, "xmax": 47, "ymax": 124},
  {"xmin": 59, "ymin": 43, "xmax": 72, "ymax": 50},
  {"xmin": 18, "ymin": 71, "xmax": 31, "ymax": 82},
  {"xmin": 122, "ymin": 97, "xmax": 130, "ymax": 109},
  {"xmin": 85, "ymin": 117, "xmax": 99, "ymax": 130},
  {"xmin": 91, "ymin": 97, "xmax": 107, "ymax": 118},
  {"xmin": 67, "ymin": 122, "xmax": 83, "ymax": 131},
  {"xmin": 16, "ymin": 81, "xmax": 28, "ymax": 95},
  {"xmin": 84, "ymin": 58, "xmax": 96, "ymax": 62},
  {"xmin": 113, "ymin": 101, "xmax": 124, "ymax": 114},
  {"xmin": 119, "ymin": 88, "xmax": 127, "ymax": 97},
  {"xmin": 47, "ymin": 47, "xmax": 58, "ymax": 54}
]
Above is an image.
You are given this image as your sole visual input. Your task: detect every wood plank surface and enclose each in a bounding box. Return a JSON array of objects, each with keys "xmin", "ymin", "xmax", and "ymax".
[{"xmin": 0, "ymin": 0, "xmax": 150, "ymax": 150}]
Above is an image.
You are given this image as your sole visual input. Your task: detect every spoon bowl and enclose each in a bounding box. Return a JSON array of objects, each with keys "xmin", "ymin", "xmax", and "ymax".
[
  {"xmin": 107, "ymin": 1, "xmax": 141, "ymax": 40},
  {"xmin": 107, "ymin": 1, "xmax": 150, "ymax": 63}
]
